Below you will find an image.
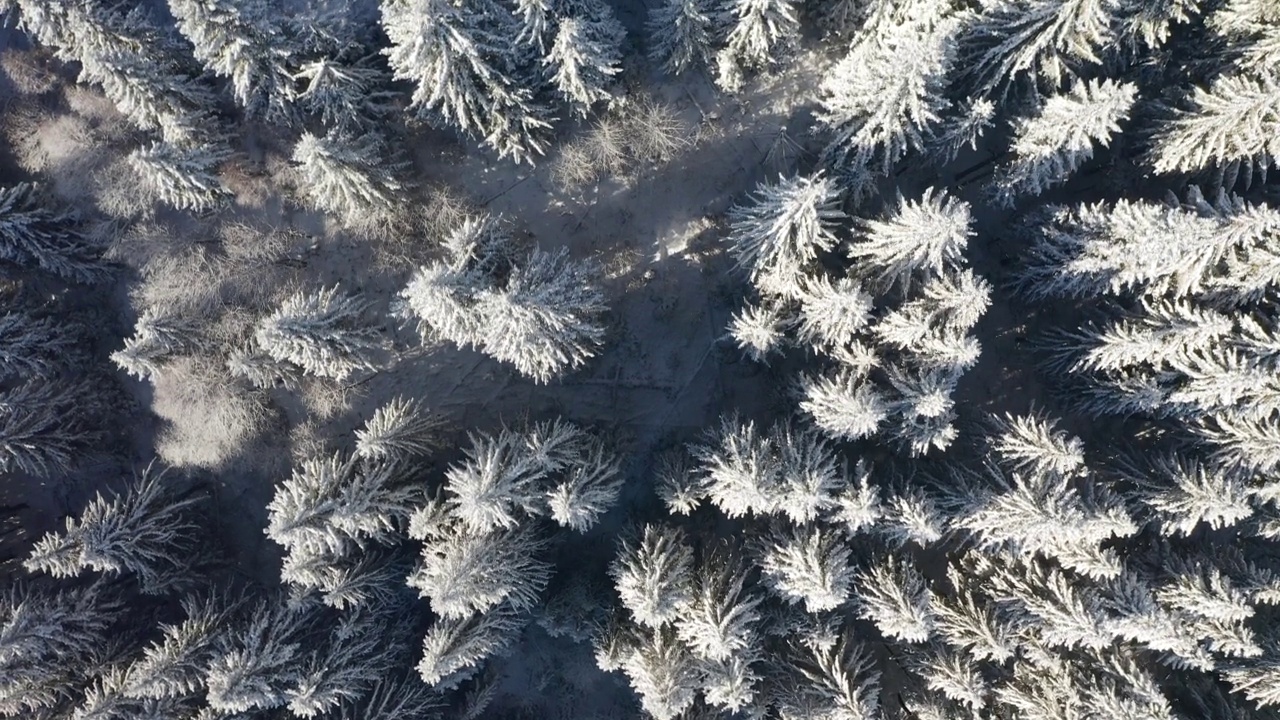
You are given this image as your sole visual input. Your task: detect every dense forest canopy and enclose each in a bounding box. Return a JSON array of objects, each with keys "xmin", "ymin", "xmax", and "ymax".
[{"xmin": 0, "ymin": 0, "xmax": 1279, "ymax": 719}]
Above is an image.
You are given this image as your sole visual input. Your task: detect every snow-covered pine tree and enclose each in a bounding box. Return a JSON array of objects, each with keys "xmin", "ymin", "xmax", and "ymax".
[
  {"xmin": 472, "ymin": 247, "xmax": 608, "ymax": 383},
  {"xmin": 1209, "ymin": 0, "xmax": 1280, "ymax": 74},
  {"xmin": 0, "ymin": 183, "xmax": 108, "ymax": 283},
  {"xmin": 124, "ymin": 592, "xmax": 245, "ymax": 700},
  {"xmin": 621, "ymin": 626, "xmax": 701, "ymax": 720},
  {"xmin": 772, "ymin": 421, "xmax": 846, "ymax": 524},
  {"xmin": 930, "ymin": 587, "xmax": 1019, "ymax": 663},
  {"xmin": 848, "ymin": 188, "xmax": 973, "ymax": 291},
  {"xmin": 128, "ymin": 142, "xmax": 233, "ymax": 214},
  {"xmin": 654, "ymin": 451, "xmax": 709, "ymax": 515},
  {"xmin": 992, "ymin": 79, "xmax": 1138, "ymax": 205},
  {"xmin": 544, "ymin": 2, "xmax": 625, "ymax": 116},
  {"xmin": 545, "ymin": 439, "xmax": 623, "ymax": 531},
  {"xmin": 0, "ymin": 379, "xmax": 98, "ymax": 477},
  {"xmin": 23, "ymin": 466, "xmax": 203, "ymax": 594},
  {"xmin": 958, "ymin": 0, "xmax": 1119, "ymax": 95},
  {"xmin": 417, "ymin": 605, "xmax": 524, "ymax": 689},
  {"xmin": 513, "ymin": 0, "xmax": 554, "ymax": 49},
  {"xmin": 0, "ymin": 310, "xmax": 78, "ymax": 379},
  {"xmin": 725, "ymin": 173, "xmax": 845, "ymax": 299},
  {"xmin": 647, "ymin": 0, "xmax": 719, "ymax": 75},
  {"xmin": 381, "ymin": 0, "xmax": 554, "ymax": 163},
  {"xmin": 205, "ymin": 599, "xmax": 311, "ymax": 714},
  {"xmin": 610, "ymin": 524, "xmax": 695, "ymax": 628},
  {"xmin": 815, "ymin": 0, "xmax": 959, "ymax": 174},
  {"xmin": 1149, "ymin": 72, "xmax": 1280, "ymax": 177},
  {"xmin": 796, "ymin": 275, "xmax": 874, "ymax": 351},
  {"xmin": 0, "ymin": 581, "xmax": 123, "ymax": 716},
  {"xmin": 1118, "ymin": 453, "xmax": 1253, "ymax": 536},
  {"xmin": 291, "ymin": 130, "xmax": 408, "ymax": 229},
  {"xmin": 407, "ymin": 525, "xmax": 553, "ymax": 619},
  {"xmin": 294, "ymin": 53, "xmax": 397, "ymax": 130},
  {"xmin": 986, "ymin": 556, "xmax": 1112, "ymax": 651},
  {"xmin": 353, "ymin": 396, "xmax": 441, "ymax": 462},
  {"xmin": 756, "ymin": 522, "xmax": 854, "ymax": 613},
  {"xmin": 111, "ymin": 309, "xmax": 200, "ymax": 381},
  {"xmin": 689, "ymin": 415, "xmax": 783, "ymax": 519},
  {"xmin": 168, "ymin": 0, "xmax": 297, "ymax": 120},
  {"xmin": 855, "ymin": 555, "xmax": 936, "ymax": 643},
  {"xmin": 800, "ymin": 371, "xmax": 891, "ymax": 442},
  {"xmin": 674, "ymin": 547, "xmax": 760, "ymax": 662},
  {"xmin": 254, "ymin": 285, "xmax": 382, "ymax": 380},
  {"xmin": 286, "ymin": 611, "xmax": 401, "ymax": 718},
  {"xmin": 715, "ymin": 0, "xmax": 800, "ymax": 91},
  {"xmin": 728, "ymin": 300, "xmax": 792, "ymax": 362},
  {"xmin": 776, "ymin": 629, "xmax": 881, "ymax": 720},
  {"xmin": 1014, "ymin": 190, "xmax": 1280, "ymax": 300}
]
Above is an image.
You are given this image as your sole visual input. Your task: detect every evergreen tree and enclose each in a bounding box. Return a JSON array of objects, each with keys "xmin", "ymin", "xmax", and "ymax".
[
  {"xmin": 381, "ymin": 0, "xmax": 554, "ymax": 163},
  {"xmin": 124, "ymin": 593, "xmax": 244, "ymax": 700},
  {"xmin": 168, "ymin": 0, "xmax": 297, "ymax": 120},
  {"xmin": 0, "ymin": 183, "xmax": 108, "ymax": 283},
  {"xmin": 716, "ymin": 0, "xmax": 800, "ymax": 90},
  {"xmin": 992, "ymin": 79, "xmax": 1138, "ymax": 205},
  {"xmin": 674, "ymin": 549, "xmax": 760, "ymax": 662},
  {"xmin": 128, "ymin": 142, "xmax": 233, "ymax": 214},
  {"xmin": 1120, "ymin": 453, "xmax": 1253, "ymax": 535},
  {"xmin": 849, "ymin": 188, "xmax": 973, "ymax": 291},
  {"xmin": 353, "ymin": 396, "xmax": 441, "ymax": 462},
  {"xmin": 513, "ymin": 0, "xmax": 554, "ymax": 49},
  {"xmin": 958, "ymin": 0, "xmax": 1119, "ymax": 94},
  {"xmin": 24, "ymin": 466, "xmax": 203, "ymax": 594},
  {"xmin": 1149, "ymin": 72, "xmax": 1280, "ymax": 176},
  {"xmin": 610, "ymin": 524, "xmax": 695, "ymax": 628},
  {"xmin": 286, "ymin": 612, "xmax": 400, "ymax": 718},
  {"xmin": 111, "ymin": 310, "xmax": 200, "ymax": 381},
  {"xmin": 473, "ymin": 247, "xmax": 608, "ymax": 383},
  {"xmin": 756, "ymin": 523, "xmax": 854, "ymax": 613},
  {"xmin": 291, "ymin": 131, "xmax": 408, "ymax": 227},
  {"xmin": 796, "ymin": 275, "xmax": 874, "ymax": 351},
  {"xmin": 254, "ymin": 285, "xmax": 382, "ymax": 380},
  {"xmin": 205, "ymin": 600, "xmax": 311, "ymax": 713},
  {"xmin": 728, "ymin": 300, "xmax": 792, "ymax": 362},
  {"xmin": 777, "ymin": 630, "xmax": 881, "ymax": 720},
  {"xmin": 931, "ymin": 589, "xmax": 1018, "ymax": 663},
  {"xmin": 800, "ymin": 371, "xmax": 891, "ymax": 442},
  {"xmin": 417, "ymin": 605, "xmax": 524, "ymax": 689},
  {"xmin": 725, "ymin": 173, "xmax": 845, "ymax": 299},
  {"xmin": 544, "ymin": 4, "xmax": 625, "ymax": 116},
  {"xmin": 408, "ymin": 525, "xmax": 552, "ymax": 619},
  {"xmin": 689, "ymin": 415, "xmax": 782, "ymax": 519},
  {"xmin": 855, "ymin": 555, "xmax": 936, "ymax": 643},
  {"xmin": 647, "ymin": 0, "xmax": 719, "ymax": 75},
  {"xmin": 0, "ymin": 310, "xmax": 79, "ymax": 380},
  {"xmin": 816, "ymin": 0, "xmax": 959, "ymax": 173},
  {"xmin": 545, "ymin": 440, "xmax": 624, "ymax": 532},
  {"xmin": 294, "ymin": 54, "xmax": 397, "ymax": 130},
  {"xmin": 622, "ymin": 626, "xmax": 701, "ymax": 720},
  {"xmin": 0, "ymin": 379, "xmax": 98, "ymax": 477}
]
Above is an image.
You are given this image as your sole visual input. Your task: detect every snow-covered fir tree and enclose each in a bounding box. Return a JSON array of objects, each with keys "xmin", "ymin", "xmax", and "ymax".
[
  {"xmin": 407, "ymin": 525, "xmax": 552, "ymax": 619},
  {"xmin": 756, "ymin": 522, "xmax": 854, "ymax": 613},
  {"xmin": 0, "ymin": 379, "xmax": 98, "ymax": 477},
  {"xmin": 620, "ymin": 626, "xmax": 701, "ymax": 720},
  {"xmin": 110, "ymin": 310, "xmax": 200, "ymax": 381},
  {"xmin": 254, "ymin": 285, "xmax": 382, "ymax": 380},
  {"xmin": 294, "ymin": 53, "xmax": 397, "ymax": 130},
  {"xmin": 128, "ymin": 142, "xmax": 233, "ymax": 214},
  {"xmin": 513, "ymin": 0, "xmax": 555, "ymax": 49},
  {"xmin": 674, "ymin": 548, "xmax": 761, "ymax": 662},
  {"xmin": 647, "ymin": 0, "xmax": 719, "ymax": 75},
  {"xmin": 23, "ymin": 466, "xmax": 203, "ymax": 594},
  {"xmin": 0, "ymin": 310, "xmax": 78, "ymax": 380},
  {"xmin": 725, "ymin": 172, "xmax": 845, "ymax": 299},
  {"xmin": 353, "ymin": 396, "xmax": 441, "ymax": 462},
  {"xmin": 381, "ymin": 0, "xmax": 554, "ymax": 163},
  {"xmin": 815, "ymin": 0, "xmax": 959, "ymax": 174},
  {"xmin": 715, "ymin": 0, "xmax": 800, "ymax": 91},
  {"xmin": 0, "ymin": 183, "xmax": 108, "ymax": 283},
  {"xmin": 204, "ymin": 599, "xmax": 312, "ymax": 713},
  {"xmin": 1149, "ymin": 72, "xmax": 1280, "ymax": 177},
  {"xmin": 849, "ymin": 188, "xmax": 973, "ymax": 291},
  {"xmin": 168, "ymin": 0, "xmax": 297, "ymax": 120},
  {"xmin": 610, "ymin": 524, "xmax": 695, "ymax": 628},
  {"xmin": 992, "ymin": 78, "xmax": 1138, "ymax": 205},
  {"xmin": 123, "ymin": 592, "xmax": 244, "ymax": 700},
  {"xmin": 397, "ymin": 218, "xmax": 608, "ymax": 383},
  {"xmin": 291, "ymin": 130, "xmax": 408, "ymax": 228},
  {"xmin": 959, "ymin": 0, "xmax": 1121, "ymax": 94},
  {"xmin": 416, "ymin": 605, "xmax": 524, "ymax": 689},
  {"xmin": 544, "ymin": 2, "xmax": 625, "ymax": 116},
  {"xmin": 855, "ymin": 555, "xmax": 936, "ymax": 643}
]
